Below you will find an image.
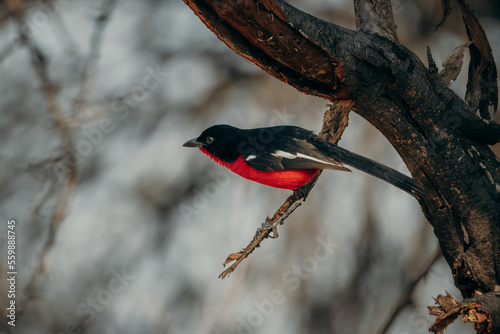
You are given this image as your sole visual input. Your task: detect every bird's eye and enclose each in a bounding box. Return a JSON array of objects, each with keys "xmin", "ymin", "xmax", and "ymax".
[{"xmin": 206, "ymin": 136, "xmax": 215, "ymax": 144}]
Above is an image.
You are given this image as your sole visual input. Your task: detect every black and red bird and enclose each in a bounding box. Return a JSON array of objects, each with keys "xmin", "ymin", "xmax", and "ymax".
[{"xmin": 183, "ymin": 125, "xmax": 425, "ymax": 198}]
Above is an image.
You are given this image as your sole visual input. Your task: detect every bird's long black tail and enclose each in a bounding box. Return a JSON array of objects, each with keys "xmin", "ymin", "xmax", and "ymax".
[{"xmin": 317, "ymin": 140, "xmax": 425, "ymax": 199}]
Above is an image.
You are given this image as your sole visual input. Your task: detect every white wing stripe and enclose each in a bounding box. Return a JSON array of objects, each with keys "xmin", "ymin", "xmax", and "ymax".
[
  {"xmin": 245, "ymin": 155, "xmax": 257, "ymax": 161},
  {"xmin": 271, "ymin": 150, "xmax": 341, "ymax": 167},
  {"xmin": 272, "ymin": 150, "xmax": 297, "ymax": 159},
  {"xmin": 296, "ymin": 152, "xmax": 342, "ymax": 166}
]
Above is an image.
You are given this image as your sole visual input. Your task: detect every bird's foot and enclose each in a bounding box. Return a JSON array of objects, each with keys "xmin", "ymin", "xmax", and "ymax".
[
  {"xmin": 257, "ymin": 220, "xmax": 279, "ymax": 238},
  {"xmin": 293, "ymin": 184, "xmax": 309, "ymax": 200}
]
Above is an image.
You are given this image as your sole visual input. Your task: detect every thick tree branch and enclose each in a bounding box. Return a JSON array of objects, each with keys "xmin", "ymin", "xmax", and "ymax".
[
  {"xmin": 184, "ymin": 0, "xmax": 351, "ymax": 101},
  {"xmin": 183, "ymin": 0, "xmax": 500, "ymax": 329}
]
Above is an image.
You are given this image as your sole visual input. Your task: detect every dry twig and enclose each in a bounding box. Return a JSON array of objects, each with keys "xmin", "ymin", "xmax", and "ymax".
[{"xmin": 378, "ymin": 247, "xmax": 442, "ymax": 334}]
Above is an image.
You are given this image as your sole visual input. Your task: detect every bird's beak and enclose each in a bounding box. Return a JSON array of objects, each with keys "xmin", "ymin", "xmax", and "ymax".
[{"xmin": 183, "ymin": 138, "xmax": 203, "ymax": 148}]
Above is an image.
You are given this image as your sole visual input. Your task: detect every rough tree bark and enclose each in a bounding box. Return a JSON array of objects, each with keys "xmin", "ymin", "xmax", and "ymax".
[{"xmin": 181, "ymin": 0, "xmax": 500, "ymax": 332}]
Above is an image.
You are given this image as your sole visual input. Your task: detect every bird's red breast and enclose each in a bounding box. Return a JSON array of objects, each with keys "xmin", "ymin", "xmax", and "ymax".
[{"xmin": 200, "ymin": 148, "xmax": 319, "ymax": 190}]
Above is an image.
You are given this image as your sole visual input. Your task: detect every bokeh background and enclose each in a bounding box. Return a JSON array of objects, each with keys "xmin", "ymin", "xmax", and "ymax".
[{"xmin": 1, "ymin": 0, "xmax": 499, "ymax": 333}]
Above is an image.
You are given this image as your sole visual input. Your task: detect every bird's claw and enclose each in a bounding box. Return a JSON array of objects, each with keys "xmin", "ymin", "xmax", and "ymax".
[
  {"xmin": 257, "ymin": 221, "xmax": 279, "ymax": 238},
  {"xmin": 293, "ymin": 185, "xmax": 309, "ymax": 200}
]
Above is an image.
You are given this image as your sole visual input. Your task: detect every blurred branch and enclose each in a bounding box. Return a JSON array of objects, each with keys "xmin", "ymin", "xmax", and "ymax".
[
  {"xmin": 6, "ymin": 0, "xmax": 116, "ymax": 304},
  {"xmin": 51, "ymin": 10, "xmax": 79, "ymax": 56},
  {"xmin": 378, "ymin": 247, "xmax": 442, "ymax": 334},
  {"xmin": 219, "ymin": 103, "xmax": 351, "ymax": 279},
  {"xmin": 72, "ymin": 0, "xmax": 117, "ymax": 120},
  {"xmin": 437, "ymin": 0, "xmax": 452, "ymax": 29},
  {"xmin": 8, "ymin": 3, "xmax": 77, "ymax": 301},
  {"xmin": 330, "ymin": 188, "xmax": 380, "ymax": 331},
  {"xmin": 0, "ymin": 44, "xmax": 16, "ymax": 66}
]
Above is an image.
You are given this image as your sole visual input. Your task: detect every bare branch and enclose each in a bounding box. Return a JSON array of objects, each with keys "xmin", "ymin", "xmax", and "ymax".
[
  {"xmin": 0, "ymin": 43, "xmax": 16, "ymax": 66},
  {"xmin": 7, "ymin": 0, "xmax": 116, "ymax": 304},
  {"xmin": 378, "ymin": 248, "xmax": 442, "ymax": 334},
  {"xmin": 353, "ymin": 0, "xmax": 398, "ymax": 42},
  {"xmin": 182, "ymin": 0, "xmax": 352, "ymax": 102},
  {"xmin": 437, "ymin": 0, "xmax": 452, "ymax": 29},
  {"xmin": 7, "ymin": 5, "xmax": 77, "ymax": 302},
  {"xmin": 72, "ymin": 0, "xmax": 117, "ymax": 120}
]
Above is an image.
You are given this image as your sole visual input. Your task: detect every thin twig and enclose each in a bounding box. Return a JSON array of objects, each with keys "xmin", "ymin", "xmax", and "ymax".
[
  {"xmin": 53, "ymin": 12, "xmax": 80, "ymax": 56},
  {"xmin": 377, "ymin": 247, "xmax": 443, "ymax": 334},
  {"xmin": 0, "ymin": 43, "xmax": 17, "ymax": 65},
  {"xmin": 219, "ymin": 103, "xmax": 352, "ymax": 279}
]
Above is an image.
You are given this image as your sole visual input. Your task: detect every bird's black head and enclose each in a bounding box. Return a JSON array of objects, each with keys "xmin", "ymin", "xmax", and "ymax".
[{"xmin": 183, "ymin": 124, "xmax": 243, "ymax": 162}]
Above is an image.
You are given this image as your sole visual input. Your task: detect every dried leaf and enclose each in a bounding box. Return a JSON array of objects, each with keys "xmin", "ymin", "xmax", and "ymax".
[
  {"xmin": 429, "ymin": 292, "xmax": 462, "ymax": 333},
  {"xmin": 429, "ymin": 292, "xmax": 493, "ymax": 334},
  {"xmin": 440, "ymin": 43, "xmax": 470, "ymax": 86},
  {"xmin": 222, "ymin": 253, "xmax": 242, "ymax": 266},
  {"xmin": 436, "ymin": 0, "xmax": 452, "ymax": 30},
  {"xmin": 428, "ymin": 305, "xmax": 445, "ymax": 317},
  {"xmin": 436, "ymin": 291, "xmax": 460, "ymax": 311},
  {"xmin": 458, "ymin": 0, "xmax": 498, "ymax": 119}
]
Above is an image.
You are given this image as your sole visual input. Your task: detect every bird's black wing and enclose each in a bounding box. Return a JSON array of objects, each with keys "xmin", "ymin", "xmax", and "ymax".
[
  {"xmin": 242, "ymin": 126, "xmax": 425, "ymax": 198},
  {"xmin": 242, "ymin": 127, "xmax": 351, "ymax": 172}
]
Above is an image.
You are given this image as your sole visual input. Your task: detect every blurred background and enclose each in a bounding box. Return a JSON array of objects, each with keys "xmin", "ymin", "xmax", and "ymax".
[{"xmin": 0, "ymin": 0, "xmax": 499, "ymax": 333}]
